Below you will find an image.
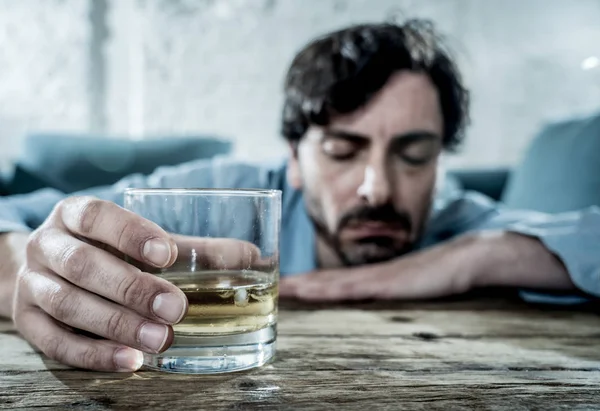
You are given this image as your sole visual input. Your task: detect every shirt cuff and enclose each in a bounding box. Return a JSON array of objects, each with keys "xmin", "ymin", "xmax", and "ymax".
[
  {"xmin": 519, "ymin": 290, "xmax": 589, "ymax": 305},
  {"xmin": 508, "ymin": 208, "xmax": 600, "ymax": 302}
]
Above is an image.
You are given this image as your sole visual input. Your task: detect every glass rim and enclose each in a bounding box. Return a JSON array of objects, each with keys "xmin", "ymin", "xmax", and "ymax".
[{"xmin": 124, "ymin": 187, "xmax": 281, "ymax": 197}]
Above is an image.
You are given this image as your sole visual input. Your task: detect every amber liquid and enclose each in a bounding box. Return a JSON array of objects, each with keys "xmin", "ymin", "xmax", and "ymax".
[{"xmin": 156, "ymin": 270, "xmax": 278, "ymax": 336}]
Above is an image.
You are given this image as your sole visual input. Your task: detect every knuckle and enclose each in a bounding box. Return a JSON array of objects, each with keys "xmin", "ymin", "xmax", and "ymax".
[
  {"xmin": 48, "ymin": 287, "xmax": 77, "ymax": 322},
  {"xmin": 75, "ymin": 198, "xmax": 104, "ymax": 235},
  {"xmin": 117, "ymin": 220, "xmax": 155, "ymax": 257},
  {"xmin": 117, "ymin": 220, "xmax": 139, "ymax": 250},
  {"xmin": 40, "ymin": 332, "xmax": 64, "ymax": 362},
  {"xmin": 117, "ymin": 273, "xmax": 148, "ymax": 309},
  {"xmin": 50, "ymin": 198, "xmax": 68, "ymax": 218},
  {"xmin": 59, "ymin": 245, "xmax": 90, "ymax": 283},
  {"xmin": 104, "ymin": 310, "xmax": 129, "ymax": 341},
  {"xmin": 25, "ymin": 229, "xmax": 47, "ymax": 259},
  {"xmin": 40, "ymin": 330, "xmax": 108, "ymax": 371},
  {"xmin": 74, "ymin": 345, "xmax": 107, "ymax": 371}
]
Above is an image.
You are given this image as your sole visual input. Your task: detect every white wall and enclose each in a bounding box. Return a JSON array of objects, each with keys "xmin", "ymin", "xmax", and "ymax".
[
  {"xmin": 1, "ymin": 0, "xmax": 599, "ymax": 170},
  {"xmin": 0, "ymin": 0, "xmax": 90, "ymax": 170}
]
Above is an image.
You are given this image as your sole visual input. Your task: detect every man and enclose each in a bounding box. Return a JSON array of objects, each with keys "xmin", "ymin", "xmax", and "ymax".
[{"xmin": 0, "ymin": 20, "xmax": 599, "ymax": 372}]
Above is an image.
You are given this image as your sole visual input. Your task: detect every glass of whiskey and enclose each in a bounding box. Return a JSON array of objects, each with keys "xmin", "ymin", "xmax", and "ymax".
[{"xmin": 124, "ymin": 188, "xmax": 281, "ymax": 374}]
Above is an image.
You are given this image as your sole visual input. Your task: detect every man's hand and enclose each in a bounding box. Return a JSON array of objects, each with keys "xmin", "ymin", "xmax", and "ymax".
[
  {"xmin": 0, "ymin": 232, "xmax": 28, "ymax": 317},
  {"xmin": 11, "ymin": 196, "xmax": 259, "ymax": 372},
  {"xmin": 279, "ymin": 232, "xmax": 576, "ymax": 301}
]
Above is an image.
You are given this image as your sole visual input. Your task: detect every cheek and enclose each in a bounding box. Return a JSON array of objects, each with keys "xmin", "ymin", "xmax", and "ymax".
[
  {"xmin": 299, "ymin": 152, "xmax": 364, "ymax": 227},
  {"xmin": 395, "ymin": 165, "xmax": 437, "ymax": 224}
]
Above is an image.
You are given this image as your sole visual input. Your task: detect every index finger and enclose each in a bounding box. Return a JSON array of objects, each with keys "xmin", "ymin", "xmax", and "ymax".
[
  {"xmin": 59, "ymin": 197, "xmax": 178, "ymax": 268},
  {"xmin": 133, "ymin": 235, "xmax": 263, "ymax": 273}
]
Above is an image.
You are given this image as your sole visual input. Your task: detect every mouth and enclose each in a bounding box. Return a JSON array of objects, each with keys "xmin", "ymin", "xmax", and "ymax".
[{"xmin": 341, "ymin": 221, "xmax": 408, "ymax": 241}]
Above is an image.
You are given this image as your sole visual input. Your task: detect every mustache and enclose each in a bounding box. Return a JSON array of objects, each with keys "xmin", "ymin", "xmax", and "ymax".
[{"xmin": 337, "ymin": 203, "xmax": 412, "ymax": 232}]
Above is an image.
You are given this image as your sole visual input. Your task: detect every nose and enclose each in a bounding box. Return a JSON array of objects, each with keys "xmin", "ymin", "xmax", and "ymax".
[{"xmin": 357, "ymin": 164, "xmax": 393, "ymax": 207}]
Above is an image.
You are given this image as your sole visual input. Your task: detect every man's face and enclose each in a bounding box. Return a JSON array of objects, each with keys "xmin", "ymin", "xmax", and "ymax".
[{"xmin": 288, "ymin": 71, "xmax": 444, "ymax": 267}]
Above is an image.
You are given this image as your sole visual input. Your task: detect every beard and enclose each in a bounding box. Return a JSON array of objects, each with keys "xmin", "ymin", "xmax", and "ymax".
[{"xmin": 307, "ymin": 199, "xmax": 420, "ymax": 267}]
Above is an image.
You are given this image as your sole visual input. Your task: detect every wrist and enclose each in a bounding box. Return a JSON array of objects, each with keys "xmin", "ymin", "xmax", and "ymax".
[
  {"xmin": 444, "ymin": 232, "xmax": 489, "ymax": 291},
  {"xmin": 464, "ymin": 230, "xmax": 574, "ymax": 291},
  {"xmin": 0, "ymin": 232, "xmax": 29, "ymax": 319},
  {"xmin": 459, "ymin": 231, "xmax": 502, "ymax": 288}
]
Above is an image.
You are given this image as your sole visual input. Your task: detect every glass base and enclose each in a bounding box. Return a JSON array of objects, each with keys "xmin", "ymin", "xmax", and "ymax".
[{"xmin": 142, "ymin": 325, "xmax": 276, "ymax": 374}]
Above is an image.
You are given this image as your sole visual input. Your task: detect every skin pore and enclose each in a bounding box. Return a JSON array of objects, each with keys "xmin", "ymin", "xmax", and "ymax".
[{"xmin": 287, "ymin": 70, "xmax": 444, "ymax": 268}]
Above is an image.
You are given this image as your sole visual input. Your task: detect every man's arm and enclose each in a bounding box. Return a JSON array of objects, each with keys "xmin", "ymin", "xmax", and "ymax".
[
  {"xmin": 0, "ymin": 159, "xmax": 209, "ymax": 319},
  {"xmin": 1, "ymin": 156, "xmax": 280, "ymax": 372},
  {"xmin": 0, "ymin": 233, "xmax": 27, "ymax": 317},
  {"xmin": 279, "ymin": 191, "xmax": 599, "ymax": 302},
  {"xmin": 464, "ymin": 231, "xmax": 577, "ymax": 291},
  {"xmin": 0, "ymin": 156, "xmax": 275, "ymax": 319},
  {"xmin": 434, "ymin": 192, "xmax": 600, "ymax": 301},
  {"xmin": 0, "ymin": 156, "xmax": 272, "ymax": 233}
]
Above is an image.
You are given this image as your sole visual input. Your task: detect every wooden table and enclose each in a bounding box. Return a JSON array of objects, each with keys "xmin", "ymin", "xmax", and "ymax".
[{"xmin": 2, "ymin": 296, "xmax": 600, "ymax": 410}]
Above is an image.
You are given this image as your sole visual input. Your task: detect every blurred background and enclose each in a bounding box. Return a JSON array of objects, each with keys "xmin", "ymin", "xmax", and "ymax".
[{"xmin": 0, "ymin": 0, "xmax": 598, "ymax": 188}]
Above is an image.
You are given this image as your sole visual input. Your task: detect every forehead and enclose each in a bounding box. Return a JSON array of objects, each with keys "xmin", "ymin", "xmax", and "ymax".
[{"xmin": 327, "ymin": 71, "xmax": 443, "ymax": 138}]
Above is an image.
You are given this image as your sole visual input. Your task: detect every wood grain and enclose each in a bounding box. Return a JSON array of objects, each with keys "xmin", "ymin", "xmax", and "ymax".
[{"xmin": 2, "ymin": 297, "xmax": 600, "ymax": 410}]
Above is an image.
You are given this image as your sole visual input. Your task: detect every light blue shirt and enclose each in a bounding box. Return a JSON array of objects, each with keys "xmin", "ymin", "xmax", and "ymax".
[{"xmin": 1, "ymin": 156, "xmax": 599, "ymax": 303}]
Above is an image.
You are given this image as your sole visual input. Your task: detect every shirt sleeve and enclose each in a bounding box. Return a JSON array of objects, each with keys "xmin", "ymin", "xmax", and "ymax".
[
  {"xmin": 426, "ymin": 191, "xmax": 600, "ymax": 303},
  {"xmin": 0, "ymin": 156, "xmax": 273, "ymax": 234}
]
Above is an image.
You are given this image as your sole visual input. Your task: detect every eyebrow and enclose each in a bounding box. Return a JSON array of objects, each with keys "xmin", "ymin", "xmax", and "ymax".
[
  {"xmin": 323, "ymin": 129, "xmax": 369, "ymax": 143},
  {"xmin": 324, "ymin": 129, "xmax": 440, "ymax": 145}
]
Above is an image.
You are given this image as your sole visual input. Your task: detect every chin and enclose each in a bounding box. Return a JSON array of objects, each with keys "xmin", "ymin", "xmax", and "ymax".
[{"xmin": 340, "ymin": 246, "xmax": 403, "ymax": 266}]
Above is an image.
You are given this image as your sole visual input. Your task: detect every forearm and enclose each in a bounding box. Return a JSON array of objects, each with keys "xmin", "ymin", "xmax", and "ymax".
[
  {"xmin": 469, "ymin": 231, "xmax": 577, "ymax": 292},
  {"xmin": 0, "ymin": 233, "xmax": 28, "ymax": 318}
]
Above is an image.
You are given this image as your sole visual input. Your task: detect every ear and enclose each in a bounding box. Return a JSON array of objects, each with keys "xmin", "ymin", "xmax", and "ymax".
[{"xmin": 286, "ymin": 141, "xmax": 303, "ymax": 190}]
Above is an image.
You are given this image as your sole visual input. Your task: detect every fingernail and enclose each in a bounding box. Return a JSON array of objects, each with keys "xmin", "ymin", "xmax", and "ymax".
[
  {"xmin": 114, "ymin": 347, "xmax": 143, "ymax": 372},
  {"xmin": 153, "ymin": 293, "xmax": 186, "ymax": 323},
  {"xmin": 138, "ymin": 323, "xmax": 169, "ymax": 353},
  {"xmin": 143, "ymin": 238, "xmax": 171, "ymax": 267}
]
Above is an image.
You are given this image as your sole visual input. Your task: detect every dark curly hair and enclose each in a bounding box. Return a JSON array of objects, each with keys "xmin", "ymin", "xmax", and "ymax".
[{"xmin": 281, "ymin": 19, "xmax": 469, "ymax": 152}]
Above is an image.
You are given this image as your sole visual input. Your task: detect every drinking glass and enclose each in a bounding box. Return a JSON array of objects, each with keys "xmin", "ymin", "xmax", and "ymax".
[{"xmin": 124, "ymin": 188, "xmax": 281, "ymax": 374}]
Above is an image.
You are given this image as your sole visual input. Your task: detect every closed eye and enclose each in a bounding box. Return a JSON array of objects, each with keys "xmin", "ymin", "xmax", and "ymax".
[
  {"xmin": 321, "ymin": 138, "xmax": 363, "ymax": 161},
  {"xmin": 400, "ymin": 155, "xmax": 433, "ymax": 166},
  {"xmin": 391, "ymin": 133, "xmax": 440, "ymax": 166}
]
